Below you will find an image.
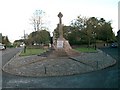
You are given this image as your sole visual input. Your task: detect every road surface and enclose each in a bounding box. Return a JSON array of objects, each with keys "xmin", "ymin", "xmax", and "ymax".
[
  {"xmin": 2, "ymin": 47, "xmax": 119, "ymax": 89},
  {"xmin": 2, "ymin": 48, "xmax": 22, "ymax": 66}
]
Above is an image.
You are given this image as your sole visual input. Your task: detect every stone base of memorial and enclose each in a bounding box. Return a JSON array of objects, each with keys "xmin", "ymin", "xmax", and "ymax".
[{"xmin": 52, "ymin": 37, "xmax": 80, "ymax": 57}]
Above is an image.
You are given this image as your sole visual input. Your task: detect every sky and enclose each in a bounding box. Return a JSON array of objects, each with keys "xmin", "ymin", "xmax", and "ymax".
[{"xmin": 0, "ymin": 0, "xmax": 119, "ymax": 42}]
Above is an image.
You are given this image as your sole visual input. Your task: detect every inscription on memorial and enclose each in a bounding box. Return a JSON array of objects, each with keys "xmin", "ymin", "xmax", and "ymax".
[{"xmin": 57, "ymin": 40, "xmax": 63, "ymax": 48}]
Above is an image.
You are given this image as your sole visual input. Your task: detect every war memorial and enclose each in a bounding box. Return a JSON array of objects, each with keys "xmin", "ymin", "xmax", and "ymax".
[{"xmin": 2, "ymin": 12, "xmax": 116, "ymax": 77}]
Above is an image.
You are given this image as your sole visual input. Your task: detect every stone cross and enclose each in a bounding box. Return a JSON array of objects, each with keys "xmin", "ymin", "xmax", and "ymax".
[
  {"xmin": 58, "ymin": 12, "xmax": 63, "ymax": 38},
  {"xmin": 58, "ymin": 12, "xmax": 63, "ymax": 24}
]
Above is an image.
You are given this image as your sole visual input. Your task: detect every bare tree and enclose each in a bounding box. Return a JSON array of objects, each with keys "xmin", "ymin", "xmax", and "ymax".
[{"xmin": 30, "ymin": 10, "xmax": 45, "ymax": 31}]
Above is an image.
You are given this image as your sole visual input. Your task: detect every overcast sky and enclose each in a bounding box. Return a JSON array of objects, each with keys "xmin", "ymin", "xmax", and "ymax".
[{"xmin": 0, "ymin": 0, "xmax": 119, "ymax": 42}]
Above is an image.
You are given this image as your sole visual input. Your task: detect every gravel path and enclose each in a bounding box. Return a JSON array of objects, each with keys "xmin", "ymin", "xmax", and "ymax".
[{"xmin": 2, "ymin": 49, "xmax": 116, "ymax": 77}]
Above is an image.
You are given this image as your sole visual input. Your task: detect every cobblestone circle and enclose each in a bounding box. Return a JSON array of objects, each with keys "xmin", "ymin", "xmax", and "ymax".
[{"xmin": 2, "ymin": 49, "xmax": 116, "ymax": 77}]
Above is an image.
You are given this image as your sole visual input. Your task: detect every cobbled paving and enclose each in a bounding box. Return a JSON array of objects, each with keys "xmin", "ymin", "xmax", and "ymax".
[{"xmin": 2, "ymin": 49, "xmax": 116, "ymax": 77}]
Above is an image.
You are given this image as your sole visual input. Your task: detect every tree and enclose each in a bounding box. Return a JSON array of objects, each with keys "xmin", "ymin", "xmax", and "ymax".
[
  {"xmin": 53, "ymin": 25, "xmax": 73, "ymax": 40},
  {"xmin": 36, "ymin": 30, "xmax": 50, "ymax": 45},
  {"xmin": 70, "ymin": 15, "xmax": 116, "ymax": 46},
  {"xmin": 2, "ymin": 36, "xmax": 10, "ymax": 46},
  {"xmin": 83, "ymin": 17, "xmax": 99, "ymax": 47},
  {"xmin": 68, "ymin": 29, "xmax": 82, "ymax": 45},
  {"xmin": 27, "ymin": 30, "xmax": 50, "ymax": 45},
  {"xmin": 97, "ymin": 19, "xmax": 116, "ymax": 44},
  {"xmin": 70, "ymin": 16, "xmax": 95, "ymax": 46},
  {"xmin": 30, "ymin": 10, "xmax": 45, "ymax": 31},
  {"xmin": 13, "ymin": 39, "xmax": 24, "ymax": 47},
  {"xmin": 71, "ymin": 15, "xmax": 88, "ymax": 30}
]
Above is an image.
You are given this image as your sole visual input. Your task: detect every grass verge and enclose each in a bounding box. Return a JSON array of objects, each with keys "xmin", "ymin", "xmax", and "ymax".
[
  {"xmin": 20, "ymin": 48, "xmax": 46, "ymax": 56},
  {"xmin": 74, "ymin": 47, "xmax": 97, "ymax": 53}
]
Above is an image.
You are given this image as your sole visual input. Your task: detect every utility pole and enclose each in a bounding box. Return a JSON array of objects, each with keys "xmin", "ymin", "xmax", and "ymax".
[{"xmin": 23, "ymin": 30, "xmax": 26, "ymax": 53}]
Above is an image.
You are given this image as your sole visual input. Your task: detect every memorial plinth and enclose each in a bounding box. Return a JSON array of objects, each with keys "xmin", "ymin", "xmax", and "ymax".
[{"xmin": 52, "ymin": 12, "xmax": 80, "ymax": 57}]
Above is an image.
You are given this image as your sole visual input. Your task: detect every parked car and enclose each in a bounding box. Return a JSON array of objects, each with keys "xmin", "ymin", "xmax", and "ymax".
[
  {"xmin": 0, "ymin": 43, "xmax": 5, "ymax": 50},
  {"xmin": 110, "ymin": 42, "xmax": 118, "ymax": 48}
]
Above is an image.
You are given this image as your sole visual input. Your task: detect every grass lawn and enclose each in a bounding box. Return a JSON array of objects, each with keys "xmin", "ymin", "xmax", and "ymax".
[
  {"xmin": 20, "ymin": 48, "xmax": 46, "ymax": 56},
  {"xmin": 20, "ymin": 47, "xmax": 97, "ymax": 56},
  {"xmin": 74, "ymin": 47, "xmax": 97, "ymax": 53}
]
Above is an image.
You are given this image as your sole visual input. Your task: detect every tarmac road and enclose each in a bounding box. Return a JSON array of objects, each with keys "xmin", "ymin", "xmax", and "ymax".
[
  {"xmin": 2, "ymin": 48, "xmax": 22, "ymax": 66},
  {"xmin": 2, "ymin": 47, "xmax": 119, "ymax": 89}
]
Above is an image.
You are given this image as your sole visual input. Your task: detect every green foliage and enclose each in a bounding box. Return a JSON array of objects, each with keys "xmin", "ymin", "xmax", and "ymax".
[
  {"xmin": 97, "ymin": 22, "xmax": 116, "ymax": 43},
  {"xmin": 75, "ymin": 47, "xmax": 97, "ymax": 53},
  {"xmin": 69, "ymin": 16, "xmax": 116, "ymax": 45},
  {"xmin": 2, "ymin": 36, "xmax": 11, "ymax": 46},
  {"xmin": 68, "ymin": 29, "xmax": 81, "ymax": 45},
  {"xmin": 27, "ymin": 30, "xmax": 50, "ymax": 45},
  {"xmin": 20, "ymin": 48, "xmax": 46, "ymax": 56},
  {"xmin": 54, "ymin": 25, "xmax": 73, "ymax": 40},
  {"xmin": 53, "ymin": 15, "xmax": 116, "ymax": 46},
  {"xmin": 13, "ymin": 39, "xmax": 24, "ymax": 47}
]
